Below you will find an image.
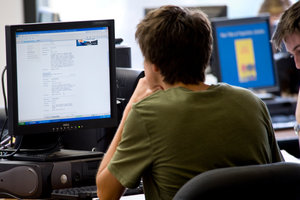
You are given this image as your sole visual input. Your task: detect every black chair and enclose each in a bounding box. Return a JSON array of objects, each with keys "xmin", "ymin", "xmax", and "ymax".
[{"xmin": 173, "ymin": 162, "xmax": 300, "ymax": 200}]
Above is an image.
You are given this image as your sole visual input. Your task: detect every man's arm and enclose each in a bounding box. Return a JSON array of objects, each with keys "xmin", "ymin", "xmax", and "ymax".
[
  {"xmin": 96, "ymin": 77, "xmax": 162, "ymax": 200},
  {"xmin": 96, "ymin": 100, "xmax": 131, "ymax": 200}
]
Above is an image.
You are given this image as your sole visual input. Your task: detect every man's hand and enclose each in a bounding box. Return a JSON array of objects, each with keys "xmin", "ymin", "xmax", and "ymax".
[{"xmin": 128, "ymin": 77, "xmax": 163, "ymax": 106}]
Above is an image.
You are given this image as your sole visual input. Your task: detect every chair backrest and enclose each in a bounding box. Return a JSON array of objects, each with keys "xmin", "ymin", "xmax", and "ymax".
[{"xmin": 173, "ymin": 162, "xmax": 300, "ymax": 200}]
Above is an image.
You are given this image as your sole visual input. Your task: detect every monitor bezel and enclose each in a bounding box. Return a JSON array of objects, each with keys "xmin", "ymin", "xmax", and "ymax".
[
  {"xmin": 210, "ymin": 15, "xmax": 280, "ymax": 93},
  {"xmin": 6, "ymin": 19, "xmax": 118, "ymax": 136}
]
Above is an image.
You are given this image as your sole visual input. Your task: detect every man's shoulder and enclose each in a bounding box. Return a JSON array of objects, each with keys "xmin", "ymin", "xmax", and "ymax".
[
  {"xmin": 217, "ymin": 83, "xmax": 258, "ymax": 95},
  {"xmin": 214, "ymin": 83, "xmax": 264, "ymax": 104},
  {"xmin": 132, "ymin": 90, "xmax": 164, "ymax": 109}
]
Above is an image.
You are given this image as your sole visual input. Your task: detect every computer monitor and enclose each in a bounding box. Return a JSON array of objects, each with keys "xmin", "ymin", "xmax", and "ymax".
[
  {"xmin": 145, "ymin": 5, "xmax": 227, "ymax": 19},
  {"xmin": 210, "ymin": 16, "xmax": 279, "ymax": 95},
  {"xmin": 189, "ymin": 5, "xmax": 227, "ymax": 19},
  {"xmin": 5, "ymin": 19, "xmax": 117, "ymax": 160}
]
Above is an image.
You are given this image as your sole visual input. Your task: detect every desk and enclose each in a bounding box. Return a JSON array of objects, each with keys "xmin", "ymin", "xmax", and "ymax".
[
  {"xmin": 0, "ymin": 129, "xmax": 297, "ymax": 200},
  {"xmin": 275, "ymin": 128, "xmax": 297, "ymax": 141},
  {"xmin": 121, "ymin": 194, "xmax": 145, "ymax": 200},
  {"xmin": 275, "ymin": 128, "xmax": 300, "ymax": 158}
]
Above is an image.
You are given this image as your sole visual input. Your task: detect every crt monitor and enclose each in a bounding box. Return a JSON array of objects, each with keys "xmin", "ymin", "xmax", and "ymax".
[
  {"xmin": 5, "ymin": 19, "xmax": 117, "ymax": 160},
  {"xmin": 210, "ymin": 16, "xmax": 279, "ymax": 94}
]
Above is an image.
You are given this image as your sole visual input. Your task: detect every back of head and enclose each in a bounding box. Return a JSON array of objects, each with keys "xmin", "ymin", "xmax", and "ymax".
[
  {"xmin": 271, "ymin": 1, "xmax": 300, "ymax": 50},
  {"xmin": 135, "ymin": 5, "xmax": 213, "ymax": 85}
]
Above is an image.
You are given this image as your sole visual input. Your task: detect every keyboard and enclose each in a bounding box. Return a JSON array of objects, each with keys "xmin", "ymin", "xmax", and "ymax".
[
  {"xmin": 271, "ymin": 114, "xmax": 296, "ymax": 130},
  {"xmin": 51, "ymin": 183, "xmax": 144, "ymax": 200}
]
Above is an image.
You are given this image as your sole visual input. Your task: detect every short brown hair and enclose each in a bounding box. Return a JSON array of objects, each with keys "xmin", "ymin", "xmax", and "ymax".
[
  {"xmin": 135, "ymin": 5, "xmax": 213, "ymax": 84},
  {"xmin": 271, "ymin": 1, "xmax": 300, "ymax": 50}
]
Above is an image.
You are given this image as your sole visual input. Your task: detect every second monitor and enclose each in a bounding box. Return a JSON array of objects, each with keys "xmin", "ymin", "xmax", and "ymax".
[{"xmin": 210, "ymin": 15, "xmax": 279, "ymax": 95}]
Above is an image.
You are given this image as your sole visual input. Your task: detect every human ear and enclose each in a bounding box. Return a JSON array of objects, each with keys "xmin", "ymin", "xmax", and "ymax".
[{"xmin": 152, "ymin": 64, "xmax": 160, "ymax": 73}]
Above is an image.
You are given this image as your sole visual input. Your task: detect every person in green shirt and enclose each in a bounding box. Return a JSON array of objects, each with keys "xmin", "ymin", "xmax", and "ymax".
[{"xmin": 97, "ymin": 5, "xmax": 283, "ymax": 200}]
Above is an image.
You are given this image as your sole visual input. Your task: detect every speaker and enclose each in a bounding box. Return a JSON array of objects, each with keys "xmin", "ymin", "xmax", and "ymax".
[{"xmin": 0, "ymin": 161, "xmax": 53, "ymax": 198}]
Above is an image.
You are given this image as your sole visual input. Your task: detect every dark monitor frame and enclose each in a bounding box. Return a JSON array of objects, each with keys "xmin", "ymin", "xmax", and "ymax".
[
  {"xmin": 145, "ymin": 5, "xmax": 227, "ymax": 19},
  {"xmin": 189, "ymin": 5, "xmax": 227, "ymax": 19},
  {"xmin": 5, "ymin": 20, "xmax": 118, "ymax": 137},
  {"xmin": 210, "ymin": 15, "xmax": 280, "ymax": 94}
]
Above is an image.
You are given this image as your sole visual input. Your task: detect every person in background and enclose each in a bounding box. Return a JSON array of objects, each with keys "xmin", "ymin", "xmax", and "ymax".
[
  {"xmin": 97, "ymin": 5, "xmax": 283, "ymax": 200},
  {"xmin": 271, "ymin": 1, "xmax": 300, "ymax": 133},
  {"xmin": 260, "ymin": 0, "xmax": 298, "ymax": 96},
  {"xmin": 259, "ymin": 0, "xmax": 292, "ymax": 32},
  {"xmin": 259, "ymin": 0, "xmax": 292, "ymax": 53}
]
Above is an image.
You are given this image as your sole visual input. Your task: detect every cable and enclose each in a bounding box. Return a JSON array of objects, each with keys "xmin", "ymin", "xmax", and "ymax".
[
  {"xmin": 0, "ymin": 118, "xmax": 7, "ymax": 141},
  {"xmin": 1, "ymin": 66, "xmax": 7, "ymax": 117},
  {"xmin": 96, "ymin": 132, "xmax": 109, "ymax": 144},
  {"xmin": 0, "ymin": 66, "xmax": 9, "ymax": 149},
  {"xmin": 0, "ymin": 191, "xmax": 22, "ymax": 200},
  {"xmin": 0, "ymin": 135, "xmax": 23, "ymax": 159}
]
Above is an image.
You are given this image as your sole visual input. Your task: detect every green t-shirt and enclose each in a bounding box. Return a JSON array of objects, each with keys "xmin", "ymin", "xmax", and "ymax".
[{"xmin": 108, "ymin": 83, "xmax": 283, "ymax": 200}]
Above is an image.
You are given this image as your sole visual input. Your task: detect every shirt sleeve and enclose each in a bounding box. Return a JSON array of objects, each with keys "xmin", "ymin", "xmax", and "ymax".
[
  {"xmin": 108, "ymin": 106, "xmax": 153, "ymax": 188},
  {"xmin": 260, "ymin": 100, "xmax": 284, "ymax": 162},
  {"xmin": 268, "ymin": 124, "xmax": 285, "ymax": 162}
]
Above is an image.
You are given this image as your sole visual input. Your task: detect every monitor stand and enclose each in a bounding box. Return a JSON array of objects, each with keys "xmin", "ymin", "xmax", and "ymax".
[{"xmin": 7, "ymin": 133, "xmax": 104, "ymax": 162}]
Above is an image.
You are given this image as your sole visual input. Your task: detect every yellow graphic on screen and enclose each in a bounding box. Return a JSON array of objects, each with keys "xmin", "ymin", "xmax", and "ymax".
[{"xmin": 234, "ymin": 38, "xmax": 257, "ymax": 83}]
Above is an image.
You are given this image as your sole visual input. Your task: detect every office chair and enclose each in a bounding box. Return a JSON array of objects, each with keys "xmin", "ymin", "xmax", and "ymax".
[
  {"xmin": 116, "ymin": 67, "xmax": 144, "ymax": 106},
  {"xmin": 173, "ymin": 162, "xmax": 300, "ymax": 200}
]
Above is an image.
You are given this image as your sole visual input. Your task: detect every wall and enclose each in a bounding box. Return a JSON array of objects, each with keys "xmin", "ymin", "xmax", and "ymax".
[
  {"xmin": 0, "ymin": 0, "xmax": 24, "ymax": 108},
  {"xmin": 47, "ymin": 0, "xmax": 268, "ymax": 69}
]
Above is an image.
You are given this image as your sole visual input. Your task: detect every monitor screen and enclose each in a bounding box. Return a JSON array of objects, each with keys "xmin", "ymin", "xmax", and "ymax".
[
  {"xmin": 211, "ymin": 16, "xmax": 279, "ymax": 93},
  {"xmin": 6, "ymin": 20, "xmax": 117, "ymax": 137}
]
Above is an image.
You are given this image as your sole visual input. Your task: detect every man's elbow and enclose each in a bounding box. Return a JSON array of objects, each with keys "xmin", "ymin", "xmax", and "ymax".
[
  {"xmin": 96, "ymin": 173, "xmax": 109, "ymax": 199},
  {"xmin": 96, "ymin": 172, "xmax": 104, "ymax": 199},
  {"xmin": 96, "ymin": 169, "xmax": 124, "ymax": 200}
]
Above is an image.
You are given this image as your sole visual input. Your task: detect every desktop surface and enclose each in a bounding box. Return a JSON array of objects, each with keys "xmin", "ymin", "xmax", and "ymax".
[{"xmin": 10, "ymin": 148, "xmax": 104, "ymax": 162}]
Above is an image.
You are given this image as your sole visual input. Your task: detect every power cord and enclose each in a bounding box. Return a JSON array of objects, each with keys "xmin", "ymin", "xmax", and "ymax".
[
  {"xmin": 0, "ymin": 66, "xmax": 10, "ymax": 149},
  {"xmin": 1, "ymin": 66, "xmax": 7, "ymax": 116},
  {"xmin": 0, "ymin": 66, "xmax": 21, "ymax": 158},
  {"xmin": 0, "ymin": 136, "xmax": 23, "ymax": 158},
  {"xmin": 0, "ymin": 191, "xmax": 22, "ymax": 200}
]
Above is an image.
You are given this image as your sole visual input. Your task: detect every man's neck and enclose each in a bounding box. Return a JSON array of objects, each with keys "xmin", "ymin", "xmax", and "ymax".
[{"xmin": 163, "ymin": 82, "xmax": 210, "ymax": 91}]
